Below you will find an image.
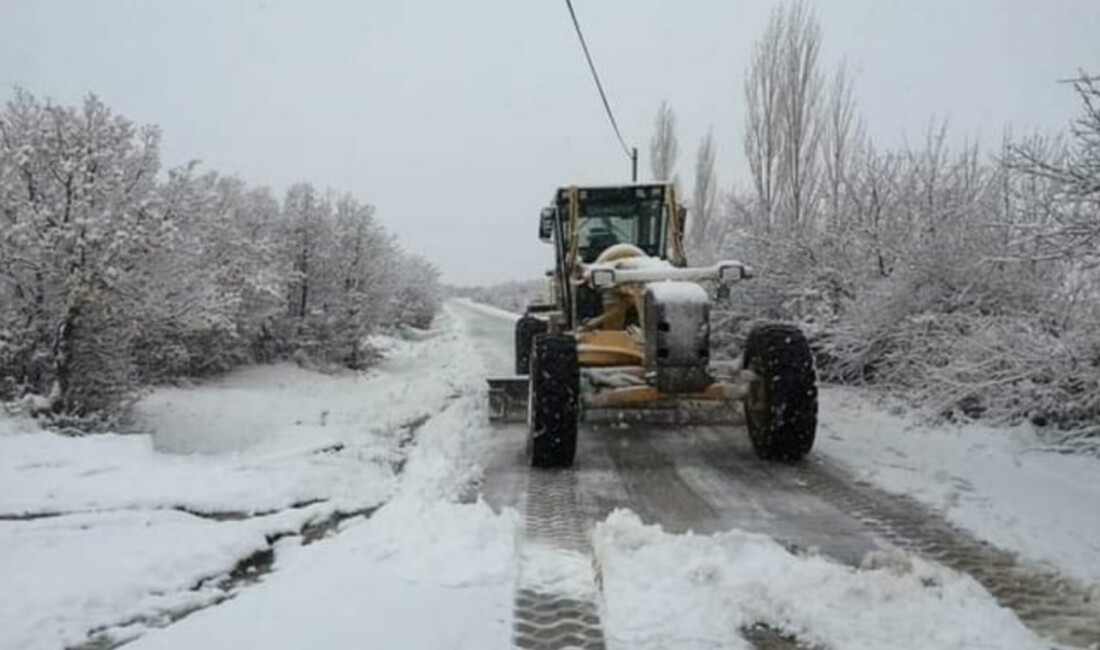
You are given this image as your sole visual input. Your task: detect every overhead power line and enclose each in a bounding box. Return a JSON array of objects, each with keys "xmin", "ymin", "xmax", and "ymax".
[{"xmin": 563, "ymin": 0, "xmax": 633, "ymax": 162}]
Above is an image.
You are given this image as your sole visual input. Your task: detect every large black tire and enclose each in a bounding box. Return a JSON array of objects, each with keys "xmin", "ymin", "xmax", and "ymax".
[
  {"xmin": 514, "ymin": 315, "xmax": 548, "ymax": 375},
  {"xmin": 527, "ymin": 334, "xmax": 579, "ymax": 468},
  {"xmin": 743, "ymin": 323, "xmax": 817, "ymax": 462}
]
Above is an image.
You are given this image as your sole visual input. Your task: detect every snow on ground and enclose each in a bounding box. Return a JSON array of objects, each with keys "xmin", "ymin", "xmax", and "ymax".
[
  {"xmin": 124, "ymin": 305, "xmax": 519, "ymax": 650},
  {"xmin": 0, "ymin": 508, "xmax": 318, "ymax": 650},
  {"xmin": 0, "ymin": 305, "xmax": 518, "ymax": 650},
  {"xmin": 595, "ymin": 510, "xmax": 1047, "ymax": 650},
  {"xmin": 450, "ymin": 296, "xmax": 521, "ymax": 323},
  {"xmin": 0, "ymin": 430, "xmax": 393, "ymax": 517},
  {"xmin": 124, "ymin": 498, "xmax": 517, "ymax": 650},
  {"xmin": 140, "ymin": 332, "xmax": 443, "ymax": 456},
  {"xmin": 6, "ymin": 297, "xmax": 1099, "ymax": 650},
  {"xmin": 817, "ymin": 386, "xmax": 1100, "ymax": 588}
]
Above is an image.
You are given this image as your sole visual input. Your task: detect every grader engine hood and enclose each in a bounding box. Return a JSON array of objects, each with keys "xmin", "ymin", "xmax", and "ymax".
[
  {"xmin": 643, "ymin": 281, "xmax": 712, "ymax": 393},
  {"xmin": 575, "ymin": 245, "xmax": 750, "ymax": 382}
]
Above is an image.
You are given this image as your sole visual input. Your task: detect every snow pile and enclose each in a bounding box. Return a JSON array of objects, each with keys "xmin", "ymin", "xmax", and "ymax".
[
  {"xmin": 818, "ymin": 386, "xmax": 1100, "ymax": 587},
  {"xmin": 594, "ymin": 510, "xmax": 1046, "ymax": 650}
]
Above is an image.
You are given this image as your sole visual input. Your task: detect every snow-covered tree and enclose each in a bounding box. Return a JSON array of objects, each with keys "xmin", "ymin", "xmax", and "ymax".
[
  {"xmin": 0, "ymin": 90, "xmax": 443, "ymax": 427},
  {"xmin": 649, "ymin": 101, "xmax": 678, "ymax": 182},
  {"xmin": 1009, "ymin": 74, "xmax": 1100, "ymax": 267},
  {"xmin": 688, "ymin": 129, "xmax": 719, "ymax": 263},
  {"xmin": 0, "ymin": 90, "xmax": 164, "ymax": 420}
]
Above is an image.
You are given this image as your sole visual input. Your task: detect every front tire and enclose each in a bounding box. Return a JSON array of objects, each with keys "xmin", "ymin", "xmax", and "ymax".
[
  {"xmin": 527, "ymin": 334, "xmax": 579, "ymax": 468},
  {"xmin": 515, "ymin": 315, "xmax": 548, "ymax": 375},
  {"xmin": 743, "ymin": 323, "xmax": 817, "ymax": 462}
]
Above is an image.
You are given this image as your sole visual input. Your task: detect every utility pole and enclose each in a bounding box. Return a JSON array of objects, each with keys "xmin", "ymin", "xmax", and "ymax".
[{"xmin": 631, "ymin": 147, "xmax": 638, "ymax": 182}]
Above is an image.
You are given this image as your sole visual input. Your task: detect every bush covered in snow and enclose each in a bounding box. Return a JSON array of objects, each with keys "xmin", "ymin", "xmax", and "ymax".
[
  {"xmin": 0, "ymin": 90, "xmax": 442, "ymax": 429},
  {"xmin": 703, "ymin": 56, "xmax": 1100, "ymax": 450}
]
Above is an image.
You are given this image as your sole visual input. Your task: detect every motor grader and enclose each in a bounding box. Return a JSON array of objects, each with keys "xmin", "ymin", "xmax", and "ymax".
[{"xmin": 488, "ymin": 182, "xmax": 817, "ymax": 468}]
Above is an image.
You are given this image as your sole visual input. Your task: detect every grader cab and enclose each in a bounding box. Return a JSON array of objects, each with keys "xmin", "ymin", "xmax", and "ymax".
[{"xmin": 489, "ymin": 182, "xmax": 817, "ymax": 468}]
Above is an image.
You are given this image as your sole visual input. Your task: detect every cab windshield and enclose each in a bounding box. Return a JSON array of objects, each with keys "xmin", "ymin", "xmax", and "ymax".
[{"xmin": 576, "ymin": 199, "xmax": 664, "ymax": 262}]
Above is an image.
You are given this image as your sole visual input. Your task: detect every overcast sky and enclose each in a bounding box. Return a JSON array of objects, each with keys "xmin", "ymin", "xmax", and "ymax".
[{"xmin": 2, "ymin": 0, "xmax": 1096, "ymax": 285}]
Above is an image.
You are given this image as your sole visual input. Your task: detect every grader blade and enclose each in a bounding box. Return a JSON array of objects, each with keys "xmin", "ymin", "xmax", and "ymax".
[
  {"xmin": 488, "ymin": 371, "xmax": 750, "ymax": 426},
  {"xmin": 581, "ymin": 377, "xmax": 748, "ymax": 426},
  {"xmin": 584, "ymin": 403, "xmax": 744, "ymax": 426},
  {"xmin": 487, "ymin": 377, "xmax": 529, "ymax": 423}
]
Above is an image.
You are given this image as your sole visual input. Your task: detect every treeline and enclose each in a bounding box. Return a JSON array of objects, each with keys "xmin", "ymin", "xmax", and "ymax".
[
  {"xmin": 0, "ymin": 89, "xmax": 440, "ymax": 428},
  {"xmin": 666, "ymin": 2, "xmax": 1099, "ymax": 448}
]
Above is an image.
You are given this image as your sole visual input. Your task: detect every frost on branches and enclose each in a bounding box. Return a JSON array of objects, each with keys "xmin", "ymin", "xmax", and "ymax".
[
  {"xmin": 698, "ymin": 26, "xmax": 1099, "ymax": 452},
  {"xmin": 0, "ymin": 90, "xmax": 441, "ymax": 429}
]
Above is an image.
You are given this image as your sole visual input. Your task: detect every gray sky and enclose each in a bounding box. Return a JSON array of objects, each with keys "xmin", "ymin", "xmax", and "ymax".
[{"xmin": 2, "ymin": 0, "xmax": 1096, "ymax": 285}]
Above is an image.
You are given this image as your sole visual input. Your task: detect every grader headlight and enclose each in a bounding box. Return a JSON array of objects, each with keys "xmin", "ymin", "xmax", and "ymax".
[
  {"xmin": 590, "ymin": 268, "xmax": 617, "ymax": 289},
  {"xmin": 718, "ymin": 263, "xmax": 752, "ymax": 282}
]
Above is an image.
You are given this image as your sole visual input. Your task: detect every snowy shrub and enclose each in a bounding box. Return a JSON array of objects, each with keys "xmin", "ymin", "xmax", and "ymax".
[
  {"xmin": 695, "ymin": 45, "xmax": 1100, "ymax": 450},
  {"xmin": 0, "ymin": 90, "xmax": 443, "ymax": 430}
]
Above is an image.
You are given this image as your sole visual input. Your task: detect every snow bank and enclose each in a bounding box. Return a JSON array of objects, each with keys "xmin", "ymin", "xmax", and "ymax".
[
  {"xmin": 818, "ymin": 386, "xmax": 1100, "ymax": 587},
  {"xmin": 594, "ymin": 510, "xmax": 1046, "ymax": 650}
]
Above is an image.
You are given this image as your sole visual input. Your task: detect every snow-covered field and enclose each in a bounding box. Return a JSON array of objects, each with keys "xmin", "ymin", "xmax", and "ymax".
[
  {"xmin": 0, "ymin": 307, "xmax": 518, "ymax": 650},
  {"xmin": 2, "ymin": 300, "xmax": 1098, "ymax": 649}
]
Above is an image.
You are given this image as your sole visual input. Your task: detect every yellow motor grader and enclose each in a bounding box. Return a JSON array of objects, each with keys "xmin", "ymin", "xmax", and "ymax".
[{"xmin": 489, "ymin": 182, "xmax": 817, "ymax": 468}]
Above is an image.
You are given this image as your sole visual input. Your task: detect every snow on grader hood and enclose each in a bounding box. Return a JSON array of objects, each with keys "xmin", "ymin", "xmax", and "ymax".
[{"xmin": 488, "ymin": 183, "xmax": 818, "ymax": 468}]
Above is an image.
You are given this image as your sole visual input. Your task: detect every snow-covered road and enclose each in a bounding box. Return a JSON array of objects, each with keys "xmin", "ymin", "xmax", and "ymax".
[
  {"xmin": 453, "ymin": 299, "xmax": 1100, "ymax": 650},
  {"xmin": 2, "ymin": 300, "xmax": 1099, "ymax": 649}
]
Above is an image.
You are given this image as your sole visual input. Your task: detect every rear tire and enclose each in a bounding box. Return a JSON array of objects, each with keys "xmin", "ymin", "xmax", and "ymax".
[
  {"xmin": 743, "ymin": 323, "xmax": 817, "ymax": 462},
  {"xmin": 527, "ymin": 334, "xmax": 579, "ymax": 468},
  {"xmin": 515, "ymin": 315, "xmax": 548, "ymax": 375}
]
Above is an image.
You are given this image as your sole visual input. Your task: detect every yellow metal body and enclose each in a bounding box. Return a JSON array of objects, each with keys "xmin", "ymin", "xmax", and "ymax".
[
  {"xmin": 561, "ymin": 183, "xmax": 684, "ymax": 374},
  {"xmin": 557, "ymin": 182, "xmax": 737, "ymax": 412},
  {"xmin": 576, "ymin": 329, "xmax": 642, "ymax": 366},
  {"xmin": 486, "ymin": 182, "xmax": 742, "ymax": 424}
]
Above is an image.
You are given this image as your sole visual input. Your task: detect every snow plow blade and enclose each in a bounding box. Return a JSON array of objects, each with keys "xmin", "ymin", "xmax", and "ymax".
[
  {"xmin": 584, "ymin": 401, "xmax": 744, "ymax": 426},
  {"xmin": 488, "ymin": 377, "xmax": 529, "ymax": 423},
  {"xmin": 487, "ymin": 375, "xmax": 747, "ymax": 426}
]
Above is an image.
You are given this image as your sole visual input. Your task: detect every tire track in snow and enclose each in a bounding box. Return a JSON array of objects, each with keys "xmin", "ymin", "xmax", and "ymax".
[
  {"xmin": 512, "ymin": 469, "xmax": 606, "ymax": 650},
  {"xmin": 779, "ymin": 459, "xmax": 1100, "ymax": 649}
]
